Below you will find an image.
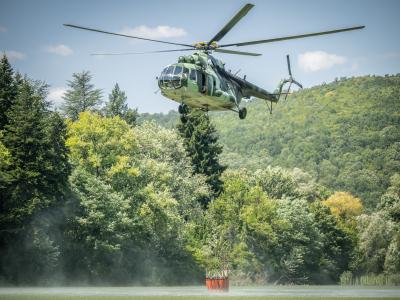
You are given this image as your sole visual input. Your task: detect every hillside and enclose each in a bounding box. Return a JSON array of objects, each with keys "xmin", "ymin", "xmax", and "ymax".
[{"xmin": 138, "ymin": 75, "xmax": 400, "ymax": 208}]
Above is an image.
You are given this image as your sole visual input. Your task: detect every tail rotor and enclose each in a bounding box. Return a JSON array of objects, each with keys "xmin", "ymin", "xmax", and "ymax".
[{"xmin": 283, "ymin": 54, "xmax": 302, "ymax": 100}]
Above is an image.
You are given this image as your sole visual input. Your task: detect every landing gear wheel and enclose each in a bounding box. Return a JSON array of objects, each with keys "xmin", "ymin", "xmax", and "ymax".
[
  {"xmin": 180, "ymin": 115, "xmax": 188, "ymax": 124},
  {"xmin": 239, "ymin": 107, "xmax": 247, "ymax": 119},
  {"xmin": 178, "ymin": 104, "xmax": 188, "ymax": 114}
]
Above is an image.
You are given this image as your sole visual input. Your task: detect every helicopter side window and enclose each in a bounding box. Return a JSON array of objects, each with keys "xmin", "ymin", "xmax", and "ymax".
[{"xmin": 189, "ymin": 69, "xmax": 197, "ymax": 81}]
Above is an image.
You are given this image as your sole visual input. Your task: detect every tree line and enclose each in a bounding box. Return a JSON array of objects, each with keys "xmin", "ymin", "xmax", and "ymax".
[{"xmin": 0, "ymin": 54, "xmax": 399, "ymax": 285}]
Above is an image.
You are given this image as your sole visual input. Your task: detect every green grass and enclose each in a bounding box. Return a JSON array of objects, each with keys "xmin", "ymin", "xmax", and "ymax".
[{"xmin": 1, "ymin": 296, "xmax": 400, "ymax": 300}]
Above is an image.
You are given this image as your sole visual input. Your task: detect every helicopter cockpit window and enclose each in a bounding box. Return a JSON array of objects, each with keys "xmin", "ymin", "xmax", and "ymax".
[
  {"xmin": 174, "ymin": 66, "xmax": 182, "ymax": 75},
  {"xmin": 159, "ymin": 65, "xmax": 185, "ymax": 89},
  {"xmin": 189, "ymin": 69, "xmax": 197, "ymax": 81},
  {"xmin": 167, "ymin": 66, "xmax": 174, "ymax": 75}
]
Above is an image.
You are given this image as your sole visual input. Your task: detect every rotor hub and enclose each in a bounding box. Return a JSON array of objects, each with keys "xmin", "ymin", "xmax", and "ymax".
[{"xmin": 193, "ymin": 41, "xmax": 218, "ymax": 50}]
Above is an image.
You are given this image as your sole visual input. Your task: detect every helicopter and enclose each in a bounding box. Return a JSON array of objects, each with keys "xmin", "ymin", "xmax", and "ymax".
[{"xmin": 64, "ymin": 3, "xmax": 364, "ymax": 122}]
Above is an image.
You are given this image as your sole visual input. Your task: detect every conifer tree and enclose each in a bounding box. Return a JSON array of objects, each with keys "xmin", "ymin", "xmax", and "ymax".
[
  {"xmin": 61, "ymin": 71, "xmax": 102, "ymax": 120},
  {"xmin": 1, "ymin": 79, "xmax": 70, "ymax": 228},
  {"xmin": 177, "ymin": 109, "xmax": 226, "ymax": 206},
  {"xmin": 0, "ymin": 54, "xmax": 17, "ymax": 129},
  {"xmin": 104, "ymin": 83, "xmax": 138, "ymax": 125},
  {"xmin": 0, "ymin": 78, "xmax": 71, "ymax": 283}
]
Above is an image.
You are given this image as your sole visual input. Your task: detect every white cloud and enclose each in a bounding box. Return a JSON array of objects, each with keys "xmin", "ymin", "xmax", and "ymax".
[
  {"xmin": 3, "ymin": 50, "xmax": 26, "ymax": 61},
  {"xmin": 0, "ymin": 26, "xmax": 7, "ymax": 33},
  {"xmin": 298, "ymin": 51, "xmax": 347, "ymax": 72},
  {"xmin": 120, "ymin": 25, "xmax": 187, "ymax": 39},
  {"xmin": 48, "ymin": 87, "xmax": 66, "ymax": 107},
  {"xmin": 45, "ymin": 44, "xmax": 73, "ymax": 56}
]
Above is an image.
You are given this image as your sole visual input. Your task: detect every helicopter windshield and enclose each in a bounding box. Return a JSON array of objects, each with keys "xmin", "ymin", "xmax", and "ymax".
[
  {"xmin": 174, "ymin": 66, "xmax": 182, "ymax": 75},
  {"xmin": 159, "ymin": 65, "xmax": 184, "ymax": 89}
]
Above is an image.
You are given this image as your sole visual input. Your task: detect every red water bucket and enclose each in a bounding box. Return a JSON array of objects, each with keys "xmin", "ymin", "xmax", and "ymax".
[{"xmin": 206, "ymin": 276, "xmax": 229, "ymax": 292}]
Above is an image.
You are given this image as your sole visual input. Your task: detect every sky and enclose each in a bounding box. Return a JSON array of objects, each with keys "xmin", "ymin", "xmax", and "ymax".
[{"xmin": 1, "ymin": 0, "xmax": 400, "ymax": 113}]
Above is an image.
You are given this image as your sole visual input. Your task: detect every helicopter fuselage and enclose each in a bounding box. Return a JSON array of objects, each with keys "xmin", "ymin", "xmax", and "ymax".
[
  {"xmin": 158, "ymin": 51, "xmax": 282, "ymax": 113},
  {"xmin": 158, "ymin": 52, "xmax": 238, "ymax": 111}
]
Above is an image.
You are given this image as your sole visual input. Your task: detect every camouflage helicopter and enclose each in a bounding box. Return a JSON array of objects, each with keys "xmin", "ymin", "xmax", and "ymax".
[{"xmin": 64, "ymin": 3, "xmax": 364, "ymax": 122}]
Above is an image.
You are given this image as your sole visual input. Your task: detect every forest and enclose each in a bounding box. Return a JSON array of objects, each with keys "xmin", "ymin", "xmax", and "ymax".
[{"xmin": 0, "ymin": 54, "xmax": 399, "ymax": 286}]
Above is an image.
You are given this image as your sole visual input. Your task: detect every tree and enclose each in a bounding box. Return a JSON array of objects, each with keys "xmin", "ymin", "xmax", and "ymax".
[
  {"xmin": 1, "ymin": 79, "xmax": 50, "ymax": 226},
  {"xmin": 323, "ymin": 192, "xmax": 363, "ymax": 223},
  {"xmin": 0, "ymin": 54, "xmax": 17, "ymax": 130},
  {"xmin": 356, "ymin": 212, "xmax": 396, "ymax": 274},
  {"xmin": 310, "ymin": 201, "xmax": 354, "ymax": 283},
  {"xmin": 66, "ymin": 111, "xmax": 138, "ymax": 179},
  {"xmin": 177, "ymin": 109, "xmax": 226, "ymax": 206},
  {"xmin": 272, "ymin": 198, "xmax": 322, "ymax": 284},
  {"xmin": 64, "ymin": 167, "xmax": 135, "ymax": 282},
  {"xmin": 0, "ymin": 79, "xmax": 70, "ymax": 283},
  {"xmin": 193, "ymin": 169, "xmax": 327, "ymax": 284},
  {"xmin": 61, "ymin": 71, "xmax": 102, "ymax": 120},
  {"xmin": 378, "ymin": 173, "xmax": 400, "ymax": 222},
  {"xmin": 65, "ymin": 114, "xmax": 208, "ymax": 283},
  {"xmin": 104, "ymin": 83, "xmax": 138, "ymax": 126},
  {"xmin": 0, "ymin": 132, "xmax": 11, "ymax": 189}
]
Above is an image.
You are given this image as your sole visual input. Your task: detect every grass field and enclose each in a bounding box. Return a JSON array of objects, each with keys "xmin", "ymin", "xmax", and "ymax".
[
  {"xmin": 1, "ymin": 286, "xmax": 399, "ymax": 300},
  {"xmin": 1, "ymin": 296, "xmax": 400, "ymax": 300}
]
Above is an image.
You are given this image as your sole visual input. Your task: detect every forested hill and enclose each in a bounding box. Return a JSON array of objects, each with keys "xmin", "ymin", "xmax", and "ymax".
[{"xmin": 139, "ymin": 75, "xmax": 400, "ymax": 208}]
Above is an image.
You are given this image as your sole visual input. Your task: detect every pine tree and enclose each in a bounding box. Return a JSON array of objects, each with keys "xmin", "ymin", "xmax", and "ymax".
[
  {"xmin": 0, "ymin": 54, "xmax": 17, "ymax": 130},
  {"xmin": 1, "ymin": 79, "xmax": 70, "ymax": 228},
  {"xmin": 61, "ymin": 71, "xmax": 102, "ymax": 120},
  {"xmin": 0, "ymin": 79, "xmax": 71, "ymax": 283},
  {"xmin": 104, "ymin": 83, "xmax": 138, "ymax": 125},
  {"xmin": 177, "ymin": 109, "xmax": 226, "ymax": 206}
]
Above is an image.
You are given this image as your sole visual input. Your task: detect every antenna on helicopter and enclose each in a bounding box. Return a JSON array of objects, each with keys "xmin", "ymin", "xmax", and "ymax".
[{"xmin": 234, "ymin": 69, "xmax": 241, "ymax": 76}]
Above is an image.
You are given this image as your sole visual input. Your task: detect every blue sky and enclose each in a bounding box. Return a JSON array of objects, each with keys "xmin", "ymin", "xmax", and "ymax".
[{"xmin": 1, "ymin": 0, "xmax": 399, "ymax": 113}]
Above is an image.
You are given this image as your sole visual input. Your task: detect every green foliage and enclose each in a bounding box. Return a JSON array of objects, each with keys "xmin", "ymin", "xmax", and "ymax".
[
  {"xmin": 0, "ymin": 54, "xmax": 17, "ymax": 130},
  {"xmin": 64, "ymin": 113, "xmax": 208, "ymax": 284},
  {"xmin": 104, "ymin": 83, "xmax": 138, "ymax": 126},
  {"xmin": 190, "ymin": 169, "xmax": 353, "ymax": 284},
  {"xmin": 0, "ymin": 132, "xmax": 11, "ymax": 189},
  {"xmin": 0, "ymin": 77, "xmax": 70, "ymax": 284},
  {"xmin": 356, "ymin": 212, "xmax": 397, "ymax": 274},
  {"xmin": 1, "ymin": 58, "xmax": 398, "ymax": 286},
  {"xmin": 310, "ymin": 202, "xmax": 353, "ymax": 282},
  {"xmin": 66, "ymin": 111, "xmax": 138, "ymax": 178},
  {"xmin": 177, "ymin": 109, "xmax": 226, "ymax": 205},
  {"xmin": 1, "ymin": 79, "xmax": 69, "ymax": 227},
  {"xmin": 61, "ymin": 71, "xmax": 102, "ymax": 120},
  {"xmin": 378, "ymin": 173, "xmax": 400, "ymax": 222},
  {"xmin": 340, "ymin": 271, "xmax": 400, "ymax": 286},
  {"xmin": 64, "ymin": 167, "xmax": 135, "ymax": 281}
]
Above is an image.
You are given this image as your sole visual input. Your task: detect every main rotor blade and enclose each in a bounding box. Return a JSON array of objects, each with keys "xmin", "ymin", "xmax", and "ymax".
[
  {"xmin": 208, "ymin": 3, "xmax": 254, "ymax": 45},
  {"xmin": 64, "ymin": 24, "xmax": 194, "ymax": 48},
  {"xmin": 286, "ymin": 54, "xmax": 292, "ymax": 77},
  {"xmin": 214, "ymin": 48, "xmax": 261, "ymax": 56},
  {"xmin": 90, "ymin": 48, "xmax": 195, "ymax": 56},
  {"xmin": 219, "ymin": 25, "xmax": 365, "ymax": 47}
]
